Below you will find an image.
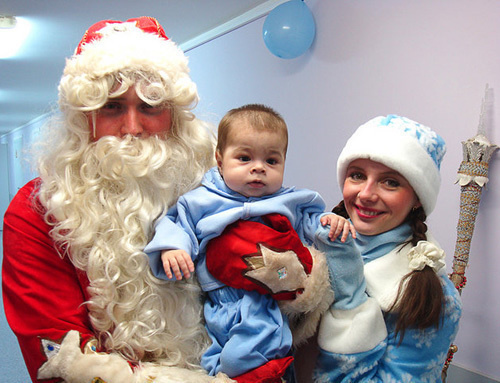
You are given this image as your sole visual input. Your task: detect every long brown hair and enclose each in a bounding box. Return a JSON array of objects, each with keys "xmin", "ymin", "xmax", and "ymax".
[{"xmin": 332, "ymin": 201, "xmax": 445, "ymax": 341}]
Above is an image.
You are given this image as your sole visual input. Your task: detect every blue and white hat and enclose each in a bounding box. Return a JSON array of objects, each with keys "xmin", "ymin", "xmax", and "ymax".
[{"xmin": 337, "ymin": 115, "xmax": 446, "ymax": 215}]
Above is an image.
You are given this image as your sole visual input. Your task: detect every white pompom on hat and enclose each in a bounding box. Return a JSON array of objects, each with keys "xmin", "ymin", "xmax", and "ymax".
[{"xmin": 337, "ymin": 115, "xmax": 446, "ymax": 215}]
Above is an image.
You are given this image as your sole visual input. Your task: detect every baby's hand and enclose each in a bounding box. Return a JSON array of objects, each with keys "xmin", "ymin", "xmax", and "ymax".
[
  {"xmin": 161, "ymin": 249, "xmax": 195, "ymax": 280},
  {"xmin": 320, "ymin": 214, "xmax": 356, "ymax": 242}
]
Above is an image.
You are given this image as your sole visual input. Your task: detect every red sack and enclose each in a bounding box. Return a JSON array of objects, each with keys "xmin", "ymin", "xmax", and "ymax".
[
  {"xmin": 233, "ymin": 356, "xmax": 294, "ymax": 383},
  {"xmin": 206, "ymin": 214, "xmax": 313, "ymax": 300}
]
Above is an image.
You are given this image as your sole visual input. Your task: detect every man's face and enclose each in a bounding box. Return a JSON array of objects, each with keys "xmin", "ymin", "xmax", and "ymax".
[{"xmin": 88, "ymin": 87, "xmax": 172, "ymax": 140}]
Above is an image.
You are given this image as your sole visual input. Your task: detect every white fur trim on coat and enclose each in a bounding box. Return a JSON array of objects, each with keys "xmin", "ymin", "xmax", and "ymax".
[
  {"xmin": 279, "ymin": 246, "xmax": 334, "ymax": 347},
  {"xmin": 317, "ymin": 297, "xmax": 387, "ymax": 355},
  {"xmin": 37, "ymin": 330, "xmax": 235, "ymax": 383}
]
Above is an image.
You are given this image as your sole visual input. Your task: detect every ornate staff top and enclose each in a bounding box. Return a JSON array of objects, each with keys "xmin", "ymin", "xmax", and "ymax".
[{"xmin": 451, "ymin": 84, "xmax": 498, "ymax": 290}]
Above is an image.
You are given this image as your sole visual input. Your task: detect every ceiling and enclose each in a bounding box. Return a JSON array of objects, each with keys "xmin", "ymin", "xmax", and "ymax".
[{"xmin": 0, "ymin": 0, "xmax": 282, "ymax": 135}]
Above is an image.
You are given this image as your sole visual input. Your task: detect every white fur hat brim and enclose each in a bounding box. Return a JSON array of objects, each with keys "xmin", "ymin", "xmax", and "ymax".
[
  {"xmin": 337, "ymin": 117, "xmax": 442, "ymax": 215},
  {"xmin": 60, "ymin": 19, "xmax": 197, "ymax": 110},
  {"xmin": 65, "ymin": 21, "xmax": 189, "ymax": 79}
]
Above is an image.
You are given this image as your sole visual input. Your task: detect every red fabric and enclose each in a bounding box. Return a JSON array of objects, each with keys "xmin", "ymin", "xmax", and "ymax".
[
  {"xmin": 76, "ymin": 16, "xmax": 168, "ymax": 54},
  {"xmin": 2, "ymin": 179, "xmax": 95, "ymax": 382},
  {"xmin": 206, "ymin": 214, "xmax": 313, "ymax": 300},
  {"xmin": 233, "ymin": 356, "xmax": 293, "ymax": 383}
]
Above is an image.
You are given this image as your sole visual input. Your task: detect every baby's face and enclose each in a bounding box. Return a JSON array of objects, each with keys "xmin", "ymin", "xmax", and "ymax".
[{"xmin": 217, "ymin": 124, "xmax": 286, "ymax": 198}]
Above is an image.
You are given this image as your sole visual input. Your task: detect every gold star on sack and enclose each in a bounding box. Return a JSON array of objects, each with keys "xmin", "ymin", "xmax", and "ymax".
[{"xmin": 243, "ymin": 243, "xmax": 307, "ymax": 294}]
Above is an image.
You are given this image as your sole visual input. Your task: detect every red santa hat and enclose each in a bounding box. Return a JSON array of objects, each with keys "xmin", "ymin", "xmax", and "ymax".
[{"xmin": 60, "ymin": 17, "xmax": 198, "ymax": 110}]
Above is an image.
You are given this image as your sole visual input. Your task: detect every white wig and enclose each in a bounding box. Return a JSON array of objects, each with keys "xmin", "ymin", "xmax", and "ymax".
[{"xmin": 36, "ymin": 18, "xmax": 215, "ymax": 369}]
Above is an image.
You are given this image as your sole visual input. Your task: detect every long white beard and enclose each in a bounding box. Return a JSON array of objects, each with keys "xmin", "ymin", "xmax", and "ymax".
[{"xmin": 40, "ymin": 135, "xmax": 211, "ymax": 368}]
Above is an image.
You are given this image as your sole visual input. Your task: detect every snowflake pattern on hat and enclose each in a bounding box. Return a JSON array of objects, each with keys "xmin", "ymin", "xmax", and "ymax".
[{"xmin": 380, "ymin": 115, "xmax": 446, "ymax": 170}]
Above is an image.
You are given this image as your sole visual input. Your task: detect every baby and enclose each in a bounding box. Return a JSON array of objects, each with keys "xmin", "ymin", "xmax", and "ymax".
[{"xmin": 145, "ymin": 104, "xmax": 354, "ymax": 381}]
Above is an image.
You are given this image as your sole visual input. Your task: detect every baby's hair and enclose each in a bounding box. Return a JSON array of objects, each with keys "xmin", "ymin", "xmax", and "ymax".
[{"xmin": 216, "ymin": 104, "xmax": 288, "ymax": 156}]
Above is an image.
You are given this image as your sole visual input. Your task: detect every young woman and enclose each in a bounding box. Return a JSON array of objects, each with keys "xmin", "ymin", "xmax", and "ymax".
[{"xmin": 313, "ymin": 115, "xmax": 462, "ymax": 382}]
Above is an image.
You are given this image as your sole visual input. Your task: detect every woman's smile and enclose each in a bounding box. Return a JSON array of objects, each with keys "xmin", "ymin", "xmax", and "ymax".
[{"xmin": 354, "ymin": 204, "xmax": 383, "ymax": 218}]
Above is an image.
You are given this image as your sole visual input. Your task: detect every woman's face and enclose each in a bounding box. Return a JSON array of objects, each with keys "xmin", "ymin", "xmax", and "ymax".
[
  {"xmin": 343, "ymin": 159, "xmax": 421, "ymax": 236},
  {"xmin": 88, "ymin": 87, "xmax": 172, "ymax": 140}
]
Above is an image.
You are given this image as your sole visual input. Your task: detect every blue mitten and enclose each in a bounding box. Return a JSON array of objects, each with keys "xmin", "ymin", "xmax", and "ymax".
[{"xmin": 314, "ymin": 225, "xmax": 367, "ymax": 310}]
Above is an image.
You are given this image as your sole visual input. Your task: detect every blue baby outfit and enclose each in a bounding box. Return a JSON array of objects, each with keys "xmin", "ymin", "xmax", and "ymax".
[
  {"xmin": 313, "ymin": 223, "xmax": 462, "ymax": 382},
  {"xmin": 145, "ymin": 167, "xmax": 326, "ymax": 377}
]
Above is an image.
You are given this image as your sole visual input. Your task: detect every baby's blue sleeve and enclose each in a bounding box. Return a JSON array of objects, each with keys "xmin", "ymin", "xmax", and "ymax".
[
  {"xmin": 292, "ymin": 189, "xmax": 326, "ymax": 244},
  {"xmin": 144, "ymin": 202, "xmax": 199, "ymax": 280}
]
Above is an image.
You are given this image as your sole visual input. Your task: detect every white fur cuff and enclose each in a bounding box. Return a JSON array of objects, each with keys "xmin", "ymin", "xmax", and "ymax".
[
  {"xmin": 317, "ymin": 297, "xmax": 387, "ymax": 355},
  {"xmin": 279, "ymin": 246, "xmax": 334, "ymax": 346},
  {"xmin": 37, "ymin": 330, "xmax": 235, "ymax": 383}
]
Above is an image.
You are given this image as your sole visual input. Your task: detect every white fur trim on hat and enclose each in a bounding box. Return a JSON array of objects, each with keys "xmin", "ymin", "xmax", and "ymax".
[
  {"xmin": 65, "ymin": 21, "xmax": 189, "ymax": 79},
  {"xmin": 60, "ymin": 20, "xmax": 197, "ymax": 110},
  {"xmin": 337, "ymin": 115, "xmax": 446, "ymax": 215}
]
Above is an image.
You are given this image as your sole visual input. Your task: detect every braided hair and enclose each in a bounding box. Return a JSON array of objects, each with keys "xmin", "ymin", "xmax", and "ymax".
[{"xmin": 331, "ymin": 202, "xmax": 445, "ymax": 341}]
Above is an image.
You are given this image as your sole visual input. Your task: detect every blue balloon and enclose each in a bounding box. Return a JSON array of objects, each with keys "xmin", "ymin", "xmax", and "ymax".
[{"xmin": 263, "ymin": 0, "xmax": 316, "ymax": 59}]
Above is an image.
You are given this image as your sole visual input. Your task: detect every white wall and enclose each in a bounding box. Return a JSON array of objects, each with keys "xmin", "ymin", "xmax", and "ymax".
[
  {"xmin": 0, "ymin": 114, "xmax": 46, "ymax": 223},
  {"xmin": 3, "ymin": 115, "xmax": 45, "ymax": 172},
  {"xmin": 0, "ymin": 144, "xmax": 9, "ymax": 221},
  {"xmin": 187, "ymin": 0, "xmax": 500, "ymax": 379}
]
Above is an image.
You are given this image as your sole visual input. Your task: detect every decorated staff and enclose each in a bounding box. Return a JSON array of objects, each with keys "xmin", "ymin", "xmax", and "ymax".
[{"xmin": 442, "ymin": 85, "xmax": 499, "ymax": 381}]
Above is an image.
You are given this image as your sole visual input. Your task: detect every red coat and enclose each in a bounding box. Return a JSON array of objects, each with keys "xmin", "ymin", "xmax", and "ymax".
[
  {"xmin": 2, "ymin": 179, "xmax": 95, "ymax": 382},
  {"xmin": 2, "ymin": 179, "xmax": 332, "ymax": 383}
]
